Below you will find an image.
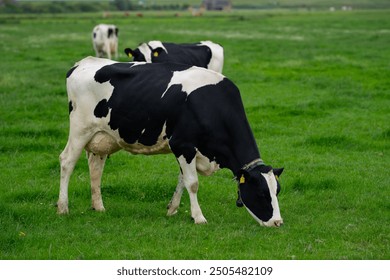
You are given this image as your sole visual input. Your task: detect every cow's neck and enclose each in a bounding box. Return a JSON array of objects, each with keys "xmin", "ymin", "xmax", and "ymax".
[{"xmin": 221, "ymin": 119, "xmax": 261, "ymax": 176}]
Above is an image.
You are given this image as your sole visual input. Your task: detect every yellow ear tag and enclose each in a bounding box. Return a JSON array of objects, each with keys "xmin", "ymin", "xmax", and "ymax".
[
  {"xmin": 239, "ymin": 175, "xmax": 245, "ymax": 184},
  {"xmin": 275, "ymin": 175, "xmax": 279, "ymax": 181},
  {"xmin": 127, "ymin": 53, "xmax": 132, "ymax": 58},
  {"xmin": 153, "ymin": 51, "xmax": 159, "ymax": 57}
]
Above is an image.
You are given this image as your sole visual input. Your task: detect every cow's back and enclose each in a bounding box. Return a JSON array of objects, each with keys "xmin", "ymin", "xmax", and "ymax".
[
  {"xmin": 155, "ymin": 41, "xmax": 223, "ymax": 73},
  {"xmin": 66, "ymin": 57, "xmax": 232, "ymax": 156},
  {"xmin": 160, "ymin": 43, "xmax": 212, "ymax": 69}
]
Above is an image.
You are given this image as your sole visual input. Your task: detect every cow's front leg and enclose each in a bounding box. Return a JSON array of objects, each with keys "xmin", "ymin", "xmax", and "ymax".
[
  {"xmin": 177, "ymin": 155, "xmax": 207, "ymax": 224},
  {"xmin": 167, "ymin": 173, "xmax": 185, "ymax": 216},
  {"xmin": 87, "ymin": 152, "xmax": 107, "ymax": 211}
]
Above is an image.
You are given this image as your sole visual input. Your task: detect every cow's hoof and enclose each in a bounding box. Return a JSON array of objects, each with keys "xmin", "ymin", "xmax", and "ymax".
[
  {"xmin": 167, "ymin": 200, "xmax": 179, "ymax": 216},
  {"xmin": 55, "ymin": 201, "xmax": 69, "ymax": 215},
  {"xmin": 167, "ymin": 208, "xmax": 178, "ymax": 216},
  {"xmin": 57, "ymin": 204, "xmax": 69, "ymax": 215},
  {"xmin": 193, "ymin": 215, "xmax": 207, "ymax": 224}
]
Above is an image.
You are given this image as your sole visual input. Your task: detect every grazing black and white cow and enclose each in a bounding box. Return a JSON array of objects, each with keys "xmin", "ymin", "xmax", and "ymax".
[
  {"xmin": 124, "ymin": 40, "xmax": 224, "ymax": 73},
  {"xmin": 58, "ymin": 56, "xmax": 284, "ymax": 227},
  {"xmin": 92, "ymin": 24, "xmax": 119, "ymax": 60}
]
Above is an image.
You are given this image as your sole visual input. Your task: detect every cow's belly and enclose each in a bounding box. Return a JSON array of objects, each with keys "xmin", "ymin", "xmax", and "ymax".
[
  {"xmin": 119, "ymin": 137, "xmax": 171, "ymax": 155},
  {"xmin": 85, "ymin": 131, "xmax": 171, "ymax": 156}
]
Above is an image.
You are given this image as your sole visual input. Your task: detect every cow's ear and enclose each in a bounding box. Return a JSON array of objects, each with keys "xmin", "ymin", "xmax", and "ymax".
[
  {"xmin": 124, "ymin": 48, "xmax": 134, "ymax": 58},
  {"xmin": 152, "ymin": 47, "xmax": 164, "ymax": 58},
  {"xmin": 273, "ymin": 168, "xmax": 284, "ymax": 179}
]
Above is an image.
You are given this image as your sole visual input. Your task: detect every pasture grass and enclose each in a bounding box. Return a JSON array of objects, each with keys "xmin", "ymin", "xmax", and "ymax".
[{"xmin": 0, "ymin": 9, "xmax": 389, "ymax": 260}]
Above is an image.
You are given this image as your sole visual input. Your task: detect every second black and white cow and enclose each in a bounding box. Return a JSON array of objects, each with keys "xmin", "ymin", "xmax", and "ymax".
[
  {"xmin": 124, "ymin": 40, "xmax": 224, "ymax": 73},
  {"xmin": 92, "ymin": 24, "xmax": 119, "ymax": 60},
  {"xmin": 58, "ymin": 56, "xmax": 283, "ymax": 227}
]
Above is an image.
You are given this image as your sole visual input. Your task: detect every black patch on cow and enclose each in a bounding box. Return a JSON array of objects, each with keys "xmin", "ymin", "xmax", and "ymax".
[
  {"xmin": 93, "ymin": 62, "xmax": 259, "ymax": 170},
  {"xmin": 152, "ymin": 43, "xmax": 212, "ymax": 68},
  {"xmin": 108, "ymin": 28, "xmax": 114, "ymax": 38},
  {"xmin": 258, "ymin": 165, "xmax": 272, "ymax": 173},
  {"xmin": 68, "ymin": 101, "xmax": 74, "ymax": 114},
  {"xmin": 93, "ymin": 32, "xmax": 97, "ymax": 39},
  {"xmin": 94, "ymin": 63, "xmax": 190, "ymax": 146},
  {"xmin": 128, "ymin": 42, "xmax": 213, "ymax": 68},
  {"xmin": 94, "ymin": 99, "xmax": 109, "ymax": 118},
  {"xmin": 95, "ymin": 63, "xmax": 133, "ymax": 83},
  {"xmin": 66, "ymin": 66, "xmax": 78, "ymax": 78},
  {"xmin": 239, "ymin": 171, "xmax": 273, "ymax": 222},
  {"xmin": 169, "ymin": 78, "xmax": 260, "ymax": 169}
]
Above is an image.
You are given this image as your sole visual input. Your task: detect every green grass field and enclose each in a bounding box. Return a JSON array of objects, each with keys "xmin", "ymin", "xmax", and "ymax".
[{"xmin": 0, "ymin": 8, "xmax": 389, "ymax": 260}]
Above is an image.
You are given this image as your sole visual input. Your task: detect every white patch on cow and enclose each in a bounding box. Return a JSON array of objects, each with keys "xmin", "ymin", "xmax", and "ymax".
[
  {"xmin": 199, "ymin": 41, "xmax": 224, "ymax": 73},
  {"xmin": 161, "ymin": 66, "xmax": 224, "ymax": 98},
  {"xmin": 76, "ymin": 55, "xmax": 116, "ymax": 68},
  {"xmin": 261, "ymin": 171, "xmax": 283, "ymax": 226},
  {"xmin": 137, "ymin": 43, "xmax": 152, "ymax": 62},
  {"xmin": 130, "ymin": 62, "xmax": 148, "ymax": 67},
  {"xmin": 148, "ymin": 40, "xmax": 168, "ymax": 54},
  {"xmin": 177, "ymin": 155, "xmax": 207, "ymax": 224},
  {"xmin": 67, "ymin": 57, "xmax": 116, "ymax": 115}
]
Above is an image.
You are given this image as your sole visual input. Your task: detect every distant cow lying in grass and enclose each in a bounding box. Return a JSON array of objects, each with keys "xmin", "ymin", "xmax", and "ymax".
[
  {"xmin": 124, "ymin": 40, "xmax": 224, "ymax": 73},
  {"xmin": 58, "ymin": 56, "xmax": 284, "ymax": 227}
]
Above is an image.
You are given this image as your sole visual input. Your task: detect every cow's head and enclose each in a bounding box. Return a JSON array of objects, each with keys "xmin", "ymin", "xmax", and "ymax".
[
  {"xmin": 125, "ymin": 42, "xmax": 167, "ymax": 63},
  {"xmin": 237, "ymin": 161, "xmax": 284, "ymax": 227},
  {"xmin": 124, "ymin": 42, "xmax": 153, "ymax": 62},
  {"xmin": 124, "ymin": 47, "xmax": 147, "ymax": 62}
]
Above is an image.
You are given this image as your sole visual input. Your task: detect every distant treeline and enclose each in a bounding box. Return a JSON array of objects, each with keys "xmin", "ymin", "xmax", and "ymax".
[
  {"xmin": 1, "ymin": 0, "xmax": 390, "ymax": 14},
  {"xmin": 0, "ymin": 0, "xmax": 191, "ymax": 14}
]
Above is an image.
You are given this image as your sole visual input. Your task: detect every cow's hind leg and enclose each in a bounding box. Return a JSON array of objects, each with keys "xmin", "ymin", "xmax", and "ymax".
[
  {"xmin": 87, "ymin": 152, "xmax": 107, "ymax": 211},
  {"xmin": 167, "ymin": 173, "xmax": 185, "ymax": 216},
  {"xmin": 58, "ymin": 139, "xmax": 86, "ymax": 214},
  {"xmin": 105, "ymin": 42, "xmax": 112, "ymax": 60},
  {"xmin": 177, "ymin": 155, "xmax": 207, "ymax": 224}
]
